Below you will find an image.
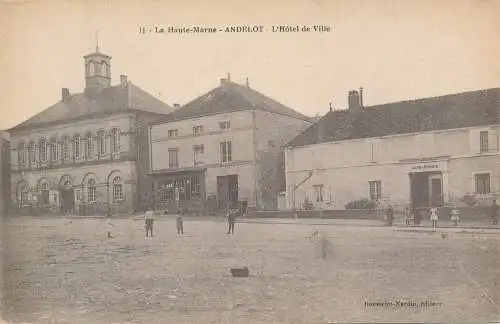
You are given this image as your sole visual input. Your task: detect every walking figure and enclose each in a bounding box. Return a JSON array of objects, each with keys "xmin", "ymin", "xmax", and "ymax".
[
  {"xmin": 385, "ymin": 205, "xmax": 394, "ymax": 226},
  {"xmin": 450, "ymin": 207, "xmax": 460, "ymax": 226},
  {"xmin": 227, "ymin": 209, "xmax": 236, "ymax": 234},
  {"xmin": 492, "ymin": 199, "xmax": 498, "ymax": 225},
  {"xmin": 176, "ymin": 212, "xmax": 184, "ymax": 235},
  {"xmin": 430, "ymin": 207, "xmax": 439, "ymax": 229},
  {"xmin": 144, "ymin": 208, "xmax": 155, "ymax": 237}
]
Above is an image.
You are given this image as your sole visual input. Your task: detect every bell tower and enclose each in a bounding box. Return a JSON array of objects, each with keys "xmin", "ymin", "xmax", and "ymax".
[{"xmin": 84, "ymin": 32, "xmax": 111, "ymax": 93}]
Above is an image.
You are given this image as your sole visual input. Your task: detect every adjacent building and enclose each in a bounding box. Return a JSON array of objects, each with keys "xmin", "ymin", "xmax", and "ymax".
[
  {"xmin": 149, "ymin": 76, "xmax": 312, "ymax": 212},
  {"xmin": 285, "ymin": 88, "xmax": 500, "ymax": 210},
  {"xmin": 8, "ymin": 46, "xmax": 173, "ymax": 216},
  {"xmin": 0, "ymin": 131, "xmax": 11, "ymax": 216}
]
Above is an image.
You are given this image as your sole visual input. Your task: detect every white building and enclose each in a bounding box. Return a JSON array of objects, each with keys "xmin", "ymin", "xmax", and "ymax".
[
  {"xmin": 284, "ymin": 88, "xmax": 500, "ymax": 210},
  {"xmin": 149, "ymin": 76, "xmax": 312, "ymax": 212}
]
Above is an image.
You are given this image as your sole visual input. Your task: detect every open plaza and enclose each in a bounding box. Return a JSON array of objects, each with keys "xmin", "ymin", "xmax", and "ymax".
[{"xmin": 1, "ymin": 215, "xmax": 498, "ymax": 324}]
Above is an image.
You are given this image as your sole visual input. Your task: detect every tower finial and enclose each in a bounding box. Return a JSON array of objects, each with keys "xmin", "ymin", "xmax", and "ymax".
[{"xmin": 95, "ymin": 30, "xmax": 99, "ymax": 52}]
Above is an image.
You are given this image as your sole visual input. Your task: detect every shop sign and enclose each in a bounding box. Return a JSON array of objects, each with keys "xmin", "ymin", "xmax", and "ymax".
[{"xmin": 411, "ymin": 164, "xmax": 439, "ymax": 171}]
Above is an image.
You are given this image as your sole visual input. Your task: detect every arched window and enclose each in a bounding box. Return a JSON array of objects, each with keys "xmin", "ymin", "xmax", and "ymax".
[
  {"xmin": 88, "ymin": 61, "xmax": 95, "ymax": 76},
  {"xmin": 101, "ymin": 61, "xmax": 108, "ymax": 77},
  {"xmin": 111, "ymin": 128, "xmax": 120, "ymax": 153},
  {"xmin": 86, "ymin": 133, "xmax": 93, "ymax": 158},
  {"xmin": 39, "ymin": 138, "xmax": 48, "ymax": 162},
  {"xmin": 112, "ymin": 176, "xmax": 124, "ymax": 202},
  {"xmin": 40, "ymin": 182, "xmax": 49, "ymax": 205},
  {"xmin": 62, "ymin": 136, "xmax": 70, "ymax": 160},
  {"xmin": 74, "ymin": 135, "xmax": 81, "ymax": 160},
  {"xmin": 88, "ymin": 179, "xmax": 96, "ymax": 203},
  {"xmin": 97, "ymin": 130, "xmax": 105, "ymax": 156},
  {"xmin": 17, "ymin": 142, "xmax": 25, "ymax": 165}
]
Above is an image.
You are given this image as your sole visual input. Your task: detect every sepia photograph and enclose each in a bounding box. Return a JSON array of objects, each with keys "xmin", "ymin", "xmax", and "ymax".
[{"xmin": 0, "ymin": 0, "xmax": 499, "ymax": 323}]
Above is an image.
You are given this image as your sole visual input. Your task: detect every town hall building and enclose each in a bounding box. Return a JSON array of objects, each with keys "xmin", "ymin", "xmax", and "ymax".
[{"xmin": 8, "ymin": 46, "xmax": 173, "ymax": 216}]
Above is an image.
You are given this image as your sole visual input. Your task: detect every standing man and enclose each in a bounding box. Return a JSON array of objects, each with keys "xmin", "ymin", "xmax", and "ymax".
[
  {"xmin": 176, "ymin": 211, "xmax": 184, "ymax": 235},
  {"xmin": 385, "ymin": 205, "xmax": 394, "ymax": 226},
  {"xmin": 492, "ymin": 199, "xmax": 498, "ymax": 225},
  {"xmin": 227, "ymin": 209, "xmax": 236, "ymax": 234},
  {"xmin": 144, "ymin": 208, "xmax": 155, "ymax": 237}
]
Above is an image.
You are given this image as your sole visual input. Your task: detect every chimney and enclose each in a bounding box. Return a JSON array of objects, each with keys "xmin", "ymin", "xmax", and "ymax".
[
  {"xmin": 348, "ymin": 90, "xmax": 360, "ymax": 111},
  {"xmin": 173, "ymin": 103, "xmax": 180, "ymax": 109},
  {"xmin": 62, "ymin": 88, "xmax": 70, "ymax": 101},
  {"xmin": 227, "ymin": 73, "xmax": 231, "ymax": 82},
  {"xmin": 120, "ymin": 75, "xmax": 128, "ymax": 88},
  {"xmin": 329, "ymin": 102, "xmax": 333, "ymax": 112},
  {"xmin": 359, "ymin": 87, "xmax": 364, "ymax": 108},
  {"xmin": 221, "ymin": 77, "xmax": 230, "ymax": 92},
  {"xmin": 245, "ymin": 77, "xmax": 250, "ymax": 88}
]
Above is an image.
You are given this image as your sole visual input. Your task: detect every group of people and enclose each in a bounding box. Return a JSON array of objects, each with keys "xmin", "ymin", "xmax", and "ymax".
[
  {"xmin": 140, "ymin": 207, "xmax": 239, "ymax": 238},
  {"xmin": 384, "ymin": 199, "xmax": 499, "ymax": 227}
]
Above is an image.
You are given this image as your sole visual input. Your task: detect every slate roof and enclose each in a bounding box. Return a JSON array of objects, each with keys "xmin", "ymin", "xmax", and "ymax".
[
  {"xmin": 10, "ymin": 83, "xmax": 173, "ymax": 131},
  {"xmin": 286, "ymin": 88, "xmax": 500, "ymax": 148},
  {"xmin": 155, "ymin": 80, "xmax": 311, "ymax": 123}
]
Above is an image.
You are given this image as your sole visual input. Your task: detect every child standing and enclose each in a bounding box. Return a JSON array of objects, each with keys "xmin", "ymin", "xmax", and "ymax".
[
  {"xmin": 430, "ymin": 207, "xmax": 439, "ymax": 229},
  {"xmin": 176, "ymin": 212, "xmax": 184, "ymax": 235}
]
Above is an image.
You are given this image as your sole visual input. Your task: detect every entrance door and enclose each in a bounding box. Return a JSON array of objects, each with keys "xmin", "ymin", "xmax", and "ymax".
[
  {"xmin": 60, "ymin": 190, "xmax": 75, "ymax": 213},
  {"xmin": 410, "ymin": 171, "xmax": 444, "ymax": 208},
  {"xmin": 430, "ymin": 177, "xmax": 443, "ymax": 206},
  {"xmin": 410, "ymin": 173, "xmax": 429, "ymax": 208},
  {"xmin": 217, "ymin": 175, "xmax": 239, "ymax": 210}
]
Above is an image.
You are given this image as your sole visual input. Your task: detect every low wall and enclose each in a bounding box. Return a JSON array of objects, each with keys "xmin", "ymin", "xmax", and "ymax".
[
  {"xmin": 248, "ymin": 206, "xmax": 496, "ymax": 222},
  {"xmin": 248, "ymin": 209, "xmax": 379, "ymax": 220}
]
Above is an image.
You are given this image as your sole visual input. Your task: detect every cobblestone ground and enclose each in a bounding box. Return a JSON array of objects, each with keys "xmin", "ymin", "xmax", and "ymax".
[{"xmin": 1, "ymin": 216, "xmax": 499, "ymax": 324}]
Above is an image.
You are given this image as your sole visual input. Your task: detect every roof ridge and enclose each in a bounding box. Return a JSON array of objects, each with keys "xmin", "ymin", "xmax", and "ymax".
[
  {"xmin": 231, "ymin": 82, "xmax": 310, "ymax": 120},
  {"xmin": 363, "ymin": 87, "xmax": 500, "ymax": 111}
]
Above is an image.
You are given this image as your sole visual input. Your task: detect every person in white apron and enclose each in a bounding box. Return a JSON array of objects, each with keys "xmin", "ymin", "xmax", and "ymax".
[
  {"xmin": 430, "ymin": 207, "xmax": 439, "ymax": 229},
  {"xmin": 450, "ymin": 208, "xmax": 460, "ymax": 226}
]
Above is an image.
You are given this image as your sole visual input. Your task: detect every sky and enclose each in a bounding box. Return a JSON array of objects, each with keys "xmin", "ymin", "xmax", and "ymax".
[{"xmin": 1, "ymin": 0, "xmax": 499, "ymax": 130}]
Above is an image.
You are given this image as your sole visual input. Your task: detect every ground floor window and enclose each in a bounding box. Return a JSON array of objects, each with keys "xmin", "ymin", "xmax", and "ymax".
[
  {"xmin": 191, "ymin": 177, "xmax": 201, "ymax": 198},
  {"xmin": 20, "ymin": 191, "xmax": 28, "ymax": 205},
  {"xmin": 475, "ymin": 173, "xmax": 490, "ymax": 194},
  {"xmin": 158, "ymin": 176, "xmax": 203, "ymax": 201},
  {"xmin": 369, "ymin": 180, "xmax": 382, "ymax": 200},
  {"xmin": 113, "ymin": 176, "xmax": 124, "ymax": 202},
  {"xmin": 313, "ymin": 184, "xmax": 324, "ymax": 202},
  {"xmin": 88, "ymin": 179, "xmax": 96, "ymax": 203}
]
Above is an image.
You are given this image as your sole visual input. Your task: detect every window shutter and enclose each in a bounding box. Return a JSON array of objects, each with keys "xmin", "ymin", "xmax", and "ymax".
[
  {"xmin": 488, "ymin": 130, "xmax": 498, "ymax": 152},
  {"xmin": 469, "ymin": 130, "xmax": 480, "ymax": 154}
]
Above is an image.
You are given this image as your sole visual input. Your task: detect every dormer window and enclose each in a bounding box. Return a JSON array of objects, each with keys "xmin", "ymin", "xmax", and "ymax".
[{"xmin": 219, "ymin": 121, "xmax": 230, "ymax": 130}]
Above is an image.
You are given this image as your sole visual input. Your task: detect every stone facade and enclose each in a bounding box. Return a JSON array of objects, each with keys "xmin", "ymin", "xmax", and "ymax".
[
  {"xmin": 8, "ymin": 48, "xmax": 173, "ymax": 216},
  {"xmin": 150, "ymin": 80, "xmax": 312, "ymax": 212},
  {"xmin": 285, "ymin": 123, "xmax": 500, "ymax": 210}
]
